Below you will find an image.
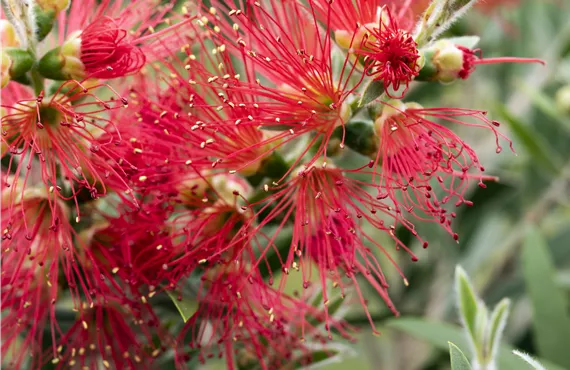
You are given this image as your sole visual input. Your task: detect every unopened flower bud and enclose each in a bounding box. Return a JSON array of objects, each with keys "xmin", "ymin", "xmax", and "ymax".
[
  {"xmin": 33, "ymin": 0, "xmax": 70, "ymax": 41},
  {"xmin": 417, "ymin": 40, "xmax": 465, "ymax": 83},
  {"xmin": 38, "ymin": 17, "xmax": 147, "ymax": 80},
  {"xmin": 418, "ymin": 39, "xmax": 544, "ymax": 84},
  {"xmin": 1, "ymin": 48, "xmax": 34, "ymax": 88},
  {"xmin": 1, "ymin": 52, "xmax": 11, "ymax": 88},
  {"xmin": 36, "ymin": 0, "xmax": 71, "ymax": 13},
  {"xmin": 334, "ymin": 24, "xmax": 375, "ymax": 51},
  {"xmin": 0, "ymin": 20, "xmax": 20, "ymax": 47},
  {"xmin": 342, "ymin": 120, "xmax": 378, "ymax": 157},
  {"xmin": 556, "ymin": 85, "xmax": 570, "ymax": 115},
  {"xmin": 38, "ymin": 31, "xmax": 86, "ymax": 80}
]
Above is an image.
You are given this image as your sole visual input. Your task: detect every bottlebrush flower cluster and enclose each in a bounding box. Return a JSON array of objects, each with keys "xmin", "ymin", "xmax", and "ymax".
[{"xmin": 1, "ymin": 0, "xmax": 542, "ymax": 369}]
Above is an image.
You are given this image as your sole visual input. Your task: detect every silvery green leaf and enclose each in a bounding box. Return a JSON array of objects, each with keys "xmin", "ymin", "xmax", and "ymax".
[
  {"xmin": 455, "ymin": 266, "xmax": 481, "ymax": 353},
  {"xmin": 513, "ymin": 350, "xmax": 547, "ymax": 370},
  {"xmin": 486, "ymin": 298, "xmax": 511, "ymax": 365},
  {"xmin": 449, "ymin": 342, "xmax": 473, "ymax": 370}
]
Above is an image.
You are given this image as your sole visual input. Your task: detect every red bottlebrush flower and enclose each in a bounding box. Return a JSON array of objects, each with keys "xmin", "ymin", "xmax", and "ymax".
[
  {"xmin": 78, "ymin": 16, "xmax": 146, "ymax": 79},
  {"xmin": 1, "ymin": 260, "xmax": 53, "ymax": 369},
  {"xmin": 312, "ymin": 1, "xmax": 418, "ymax": 96},
  {"xmin": 37, "ymin": 0, "xmax": 195, "ymax": 80},
  {"xmin": 189, "ymin": 0, "xmax": 361, "ymax": 165},
  {"xmin": 371, "ymin": 101, "xmax": 511, "ymax": 229},
  {"xmin": 45, "ymin": 299, "xmax": 168, "ymax": 369},
  {"xmin": 160, "ymin": 173, "xmax": 257, "ymax": 280},
  {"xmin": 359, "ymin": 8, "xmax": 421, "ymax": 97},
  {"xmin": 1, "ymin": 82, "xmax": 133, "ymax": 222},
  {"xmin": 124, "ymin": 69, "xmax": 285, "ymax": 180},
  {"xmin": 87, "ymin": 201, "xmax": 180, "ymax": 293},
  {"xmin": 233, "ymin": 163, "xmax": 428, "ymax": 334},
  {"xmin": 312, "ymin": 0, "xmax": 415, "ymax": 35},
  {"xmin": 175, "ymin": 267, "xmax": 351, "ymax": 370},
  {"xmin": 0, "ymin": 183, "xmax": 108, "ymax": 368}
]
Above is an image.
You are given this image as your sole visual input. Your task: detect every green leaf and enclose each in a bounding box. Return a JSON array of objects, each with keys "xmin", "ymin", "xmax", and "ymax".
[
  {"xmin": 386, "ymin": 318, "xmax": 567, "ymax": 370},
  {"xmin": 513, "ymin": 350, "xmax": 547, "ymax": 370},
  {"xmin": 496, "ymin": 104, "xmax": 561, "ymax": 175},
  {"xmin": 165, "ymin": 290, "xmax": 198, "ymax": 323},
  {"xmin": 455, "ymin": 266, "xmax": 481, "ymax": 352},
  {"xmin": 486, "ymin": 298, "xmax": 511, "ymax": 364},
  {"xmin": 522, "ymin": 227, "xmax": 570, "ymax": 368},
  {"xmin": 445, "ymin": 36, "xmax": 481, "ymax": 49},
  {"xmin": 518, "ymin": 82, "xmax": 570, "ymax": 132},
  {"xmin": 449, "ymin": 342, "xmax": 473, "ymax": 370},
  {"xmin": 473, "ymin": 303, "xmax": 488, "ymax": 358},
  {"xmin": 358, "ymin": 80, "xmax": 384, "ymax": 107}
]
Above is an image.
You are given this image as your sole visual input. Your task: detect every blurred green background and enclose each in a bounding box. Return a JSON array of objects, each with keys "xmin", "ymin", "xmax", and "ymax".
[{"xmin": 200, "ymin": 0, "xmax": 570, "ymax": 368}]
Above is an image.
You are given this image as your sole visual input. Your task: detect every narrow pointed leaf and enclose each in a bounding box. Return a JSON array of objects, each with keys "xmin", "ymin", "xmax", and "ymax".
[
  {"xmin": 455, "ymin": 266, "xmax": 480, "ymax": 350},
  {"xmin": 522, "ymin": 227, "xmax": 570, "ymax": 368},
  {"xmin": 358, "ymin": 80, "xmax": 384, "ymax": 107},
  {"xmin": 513, "ymin": 350, "xmax": 547, "ymax": 370},
  {"xmin": 449, "ymin": 342, "xmax": 473, "ymax": 370},
  {"xmin": 487, "ymin": 298, "xmax": 511, "ymax": 364},
  {"xmin": 166, "ymin": 290, "xmax": 198, "ymax": 323},
  {"xmin": 473, "ymin": 303, "xmax": 488, "ymax": 356}
]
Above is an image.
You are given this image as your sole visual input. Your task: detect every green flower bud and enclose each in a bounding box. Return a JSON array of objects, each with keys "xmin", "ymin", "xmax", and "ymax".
[
  {"xmin": 417, "ymin": 36, "xmax": 543, "ymax": 84},
  {"xmin": 38, "ymin": 32, "xmax": 86, "ymax": 80},
  {"xmin": 416, "ymin": 40, "xmax": 466, "ymax": 83},
  {"xmin": 36, "ymin": 0, "xmax": 71, "ymax": 12},
  {"xmin": 37, "ymin": 47, "xmax": 67, "ymax": 80},
  {"xmin": 1, "ymin": 48, "xmax": 34, "ymax": 88},
  {"xmin": 33, "ymin": 6, "xmax": 56, "ymax": 42},
  {"xmin": 33, "ymin": 0, "xmax": 70, "ymax": 41},
  {"xmin": 556, "ymin": 85, "xmax": 570, "ymax": 115}
]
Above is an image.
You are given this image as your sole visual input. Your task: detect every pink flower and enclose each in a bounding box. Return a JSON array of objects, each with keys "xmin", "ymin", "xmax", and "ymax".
[
  {"xmin": 0, "ymin": 181, "xmax": 108, "ymax": 367},
  {"xmin": 175, "ymin": 267, "xmax": 351, "ymax": 370},
  {"xmin": 188, "ymin": 0, "xmax": 362, "ymax": 166},
  {"xmin": 45, "ymin": 298, "xmax": 168, "ymax": 369},
  {"xmin": 312, "ymin": 1, "xmax": 418, "ymax": 96},
  {"xmin": 371, "ymin": 101, "xmax": 512, "ymax": 234},
  {"xmin": 1, "ymin": 82, "xmax": 131, "ymax": 221},
  {"xmin": 78, "ymin": 16, "xmax": 146, "ymax": 79},
  {"xmin": 359, "ymin": 8, "xmax": 421, "ymax": 97},
  {"xmin": 233, "ymin": 163, "xmax": 429, "ymax": 334},
  {"xmin": 38, "ymin": 0, "xmax": 194, "ymax": 80}
]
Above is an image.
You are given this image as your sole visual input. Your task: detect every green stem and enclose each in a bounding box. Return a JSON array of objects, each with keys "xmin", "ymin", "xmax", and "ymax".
[{"xmin": 30, "ymin": 67, "xmax": 44, "ymax": 96}]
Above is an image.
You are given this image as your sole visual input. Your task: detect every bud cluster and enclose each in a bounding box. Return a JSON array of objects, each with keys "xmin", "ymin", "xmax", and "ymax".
[{"xmin": 1, "ymin": 1, "xmax": 543, "ymax": 369}]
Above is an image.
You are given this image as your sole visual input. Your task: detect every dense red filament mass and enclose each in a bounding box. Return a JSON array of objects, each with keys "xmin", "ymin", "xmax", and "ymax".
[
  {"xmin": 362, "ymin": 10, "xmax": 420, "ymax": 97},
  {"xmin": 80, "ymin": 17, "xmax": 145, "ymax": 78}
]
